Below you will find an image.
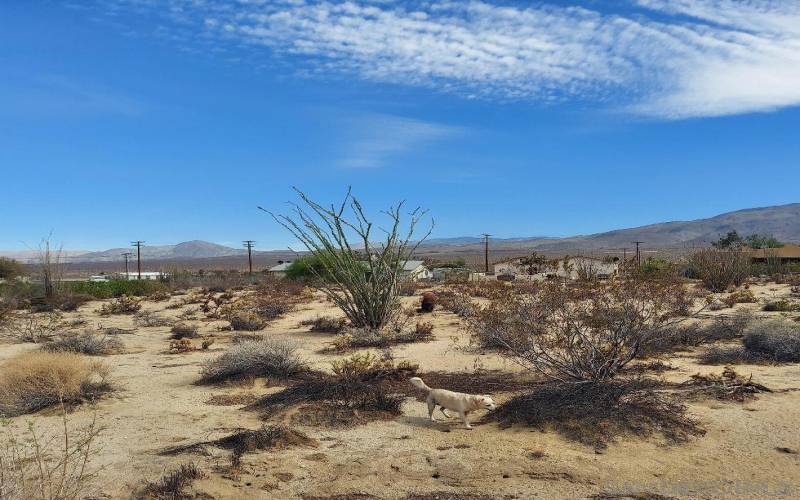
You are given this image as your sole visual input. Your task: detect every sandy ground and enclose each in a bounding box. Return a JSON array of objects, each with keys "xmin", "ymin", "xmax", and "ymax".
[{"xmin": 1, "ymin": 283, "xmax": 800, "ymax": 499}]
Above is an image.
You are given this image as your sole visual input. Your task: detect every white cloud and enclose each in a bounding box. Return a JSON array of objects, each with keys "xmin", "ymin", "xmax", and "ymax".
[
  {"xmin": 337, "ymin": 114, "xmax": 464, "ymax": 168},
  {"xmin": 97, "ymin": 0, "xmax": 800, "ymax": 119}
]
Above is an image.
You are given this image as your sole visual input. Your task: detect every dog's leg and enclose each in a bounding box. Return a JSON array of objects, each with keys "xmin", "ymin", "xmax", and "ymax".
[
  {"xmin": 440, "ymin": 407, "xmax": 452, "ymax": 419},
  {"xmin": 427, "ymin": 395, "xmax": 437, "ymax": 422},
  {"xmin": 459, "ymin": 411, "xmax": 472, "ymax": 429}
]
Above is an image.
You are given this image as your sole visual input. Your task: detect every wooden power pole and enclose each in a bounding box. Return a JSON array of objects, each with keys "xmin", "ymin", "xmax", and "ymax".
[
  {"xmin": 481, "ymin": 234, "xmax": 491, "ymax": 274},
  {"xmin": 121, "ymin": 252, "xmax": 133, "ymax": 275},
  {"xmin": 633, "ymin": 241, "xmax": 643, "ymax": 266},
  {"xmin": 131, "ymin": 241, "xmax": 144, "ymax": 279},
  {"xmin": 243, "ymin": 240, "xmax": 255, "ymax": 275}
]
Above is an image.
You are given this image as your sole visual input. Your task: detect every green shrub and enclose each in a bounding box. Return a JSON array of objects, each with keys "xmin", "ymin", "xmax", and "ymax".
[{"xmin": 65, "ymin": 280, "xmax": 167, "ymax": 299}]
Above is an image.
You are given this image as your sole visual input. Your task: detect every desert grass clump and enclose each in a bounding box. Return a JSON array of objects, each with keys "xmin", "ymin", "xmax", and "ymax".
[
  {"xmin": 0, "ymin": 407, "xmax": 104, "ymax": 499},
  {"xmin": 98, "ymin": 295, "xmax": 141, "ymax": 316},
  {"xmin": 199, "ymin": 338, "xmax": 307, "ymax": 384},
  {"xmin": 141, "ymin": 463, "xmax": 205, "ymax": 499},
  {"xmin": 300, "ymin": 315, "xmax": 347, "ymax": 333},
  {"xmin": 688, "ymin": 248, "xmax": 750, "ymax": 292},
  {"xmin": 42, "ymin": 332, "xmax": 124, "ymax": 356},
  {"xmin": 170, "ymin": 323, "xmax": 199, "ymax": 339},
  {"xmin": 487, "ymin": 380, "xmax": 703, "ymax": 447},
  {"xmin": 265, "ymin": 188, "xmax": 432, "ymax": 330},
  {"xmin": 0, "ymin": 352, "xmax": 112, "ymax": 416}
]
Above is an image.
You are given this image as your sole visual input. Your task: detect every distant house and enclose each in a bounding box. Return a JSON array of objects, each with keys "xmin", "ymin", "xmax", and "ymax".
[
  {"xmin": 115, "ymin": 271, "xmax": 167, "ymax": 281},
  {"xmin": 268, "ymin": 261, "xmax": 293, "ymax": 277},
  {"xmin": 493, "ymin": 256, "xmax": 619, "ymax": 281},
  {"xmin": 399, "ymin": 260, "xmax": 432, "ymax": 281},
  {"xmin": 432, "ymin": 267, "xmax": 471, "ymax": 281},
  {"xmin": 747, "ymin": 244, "xmax": 800, "ymax": 263}
]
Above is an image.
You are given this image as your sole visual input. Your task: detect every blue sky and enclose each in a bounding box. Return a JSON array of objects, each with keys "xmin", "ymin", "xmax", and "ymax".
[{"xmin": 1, "ymin": 0, "xmax": 799, "ymax": 251}]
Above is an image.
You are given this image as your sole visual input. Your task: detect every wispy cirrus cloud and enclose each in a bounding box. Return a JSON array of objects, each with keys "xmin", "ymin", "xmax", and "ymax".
[
  {"xmin": 337, "ymin": 113, "xmax": 465, "ymax": 168},
  {"xmin": 90, "ymin": 0, "xmax": 800, "ymax": 119}
]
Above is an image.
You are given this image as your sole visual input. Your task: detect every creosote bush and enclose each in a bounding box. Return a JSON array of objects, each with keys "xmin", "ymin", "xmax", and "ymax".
[
  {"xmin": 300, "ymin": 315, "xmax": 347, "ymax": 333},
  {"xmin": 469, "ymin": 275, "xmax": 693, "ymax": 382},
  {"xmin": 199, "ymin": 338, "xmax": 307, "ymax": 384},
  {"xmin": 134, "ymin": 310, "xmax": 175, "ymax": 328},
  {"xmin": 688, "ymin": 248, "xmax": 750, "ymax": 292},
  {"xmin": 0, "ymin": 352, "xmax": 112, "ymax": 416},
  {"xmin": 329, "ymin": 320, "xmax": 435, "ymax": 351}
]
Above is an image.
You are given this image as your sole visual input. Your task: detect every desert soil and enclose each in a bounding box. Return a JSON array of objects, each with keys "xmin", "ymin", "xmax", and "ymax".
[{"xmin": 1, "ymin": 283, "xmax": 800, "ymax": 499}]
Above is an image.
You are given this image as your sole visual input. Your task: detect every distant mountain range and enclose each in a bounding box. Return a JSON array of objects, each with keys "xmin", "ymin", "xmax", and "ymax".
[{"xmin": 3, "ymin": 203, "xmax": 798, "ymax": 263}]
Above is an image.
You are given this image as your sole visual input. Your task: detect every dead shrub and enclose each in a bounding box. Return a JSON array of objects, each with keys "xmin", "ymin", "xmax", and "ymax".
[
  {"xmin": 329, "ymin": 320, "xmax": 434, "ymax": 352},
  {"xmin": 147, "ymin": 290, "xmax": 171, "ymax": 302},
  {"xmin": 199, "ymin": 338, "xmax": 307, "ymax": 384},
  {"xmin": 2, "ymin": 311, "xmax": 63, "ymax": 343},
  {"xmin": 160, "ymin": 425, "xmax": 316, "ymax": 465},
  {"xmin": 0, "ymin": 407, "xmax": 104, "ymax": 499},
  {"xmin": 42, "ymin": 332, "xmax": 124, "ymax": 355},
  {"xmin": 169, "ymin": 339, "xmax": 195, "ymax": 353},
  {"xmin": 98, "ymin": 295, "xmax": 141, "ymax": 315},
  {"xmin": 486, "ymin": 380, "xmax": 703, "ymax": 446},
  {"xmin": 762, "ymin": 300, "xmax": 800, "ymax": 312},
  {"xmin": 301, "ymin": 315, "xmax": 347, "ymax": 334},
  {"xmin": 680, "ymin": 367, "xmax": 771, "ymax": 402},
  {"xmin": 642, "ymin": 312, "xmax": 751, "ymax": 356},
  {"xmin": 437, "ymin": 291, "xmax": 476, "ymax": 317},
  {"xmin": 170, "ymin": 323, "xmax": 199, "ymax": 339},
  {"xmin": 134, "ymin": 310, "xmax": 175, "ymax": 328},
  {"xmin": 722, "ymin": 289, "xmax": 757, "ymax": 308},
  {"xmin": 469, "ymin": 277, "xmax": 693, "ymax": 382},
  {"xmin": 141, "ymin": 463, "xmax": 205, "ymax": 499},
  {"xmin": 0, "ymin": 352, "xmax": 112, "ymax": 416}
]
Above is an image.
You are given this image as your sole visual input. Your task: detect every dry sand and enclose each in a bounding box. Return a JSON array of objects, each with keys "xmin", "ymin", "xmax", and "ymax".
[{"xmin": 1, "ymin": 283, "xmax": 799, "ymax": 499}]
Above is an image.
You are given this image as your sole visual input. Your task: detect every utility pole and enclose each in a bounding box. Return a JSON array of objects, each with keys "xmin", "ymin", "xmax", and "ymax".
[
  {"xmin": 633, "ymin": 241, "xmax": 643, "ymax": 266},
  {"xmin": 131, "ymin": 241, "xmax": 144, "ymax": 280},
  {"xmin": 622, "ymin": 247, "xmax": 627, "ymax": 262},
  {"xmin": 481, "ymin": 234, "xmax": 491, "ymax": 274},
  {"xmin": 243, "ymin": 240, "xmax": 255, "ymax": 276},
  {"xmin": 121, "ymin": 252, "xmax": 133, "ymax": 275}
]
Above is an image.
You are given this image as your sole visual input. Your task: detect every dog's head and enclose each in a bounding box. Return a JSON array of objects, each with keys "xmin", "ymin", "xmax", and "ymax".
[{"xmin": 473, "ymin": 395, "xmax": 496, "ymax": 411}]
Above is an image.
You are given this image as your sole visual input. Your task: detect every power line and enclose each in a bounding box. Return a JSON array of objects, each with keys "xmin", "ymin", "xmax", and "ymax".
[
  {"xmin": 131, "ymin": 241, "xmax": 144, "ymax": 280},
  {"xmin": 243, "ymin": 240, "xmax": 255, "ymax": 275}
]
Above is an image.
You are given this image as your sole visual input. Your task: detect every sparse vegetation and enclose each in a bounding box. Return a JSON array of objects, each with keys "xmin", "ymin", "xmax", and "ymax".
[
  {"xmin": 742, "ymin": 319, "xmax": 800, "ymax": 362},
  {"xmin": 199, "ymin": 338, "xmax": 307, "ymax": 383},
  {"xmin": 0, "ymin": 406, "xmax": 104, "ymax": 499},
  {"xmin": 762, "ymin": 300, "xmax": 800, "ymax": 312},
  {"xmin": 141, "ymin": 463, "xmax": 205, "ymax": 499},
  {"xmin": 329, "ymin": 321, "xmax": 435, "ymax": 351},
  {"xmin": 66, "ymin": 279, "xmax": 168, "ymax": 299},
  {"xmin": 42, "ymin": 332, "xmax": 124, "ymax": 355},
  {"xmin": 98, "ymin": 295, "xmax": 141, "ymax": 315},
  {"xmin": 301, "ymin": 315, "xmax": 347, "ymax": 333},
  {"xmin": 134, "ymin": 310, "xmax": 176, "ymax": 327},
  {"xmin": 722, "ymin": 289, "xmax": 757, "ymax": 308},
  {"xmin": 680, "ymin": 367, "xmax": 771, "ymax": 402},
  {"xmin": 0, "ymin": 352, "xmax": 112, "ymax": 416}
]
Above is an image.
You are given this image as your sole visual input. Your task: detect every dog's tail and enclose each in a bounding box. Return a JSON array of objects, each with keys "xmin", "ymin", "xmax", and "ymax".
[{"xmin": 409, "ymin": 377, "xmax": 431, "ymax": 392}]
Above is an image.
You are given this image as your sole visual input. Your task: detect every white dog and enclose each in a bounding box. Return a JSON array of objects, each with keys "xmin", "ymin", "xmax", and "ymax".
[{"xmin": 410, "ymin": 377, "xmax": 496, "ymax": 429}]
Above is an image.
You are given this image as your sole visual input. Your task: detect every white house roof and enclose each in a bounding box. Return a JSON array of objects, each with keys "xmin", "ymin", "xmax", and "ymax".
[
  {"xmin": 401, "ymin": 260, "xmax": 426, "ymax": 271},
  {"xmin": 269, "ymin": 262, "xmax": 293, "ymax": 272}
]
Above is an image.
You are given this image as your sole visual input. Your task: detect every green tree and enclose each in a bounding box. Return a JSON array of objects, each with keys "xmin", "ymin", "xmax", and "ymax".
[
  {"xmin": 744, "ymin": 234, "xmax": 784, "ymax": 249},
  {"xmin": 0, "ymin": 257, "xmax": 25, "ymax": 280},
  {"xmin": 712, "ymin": 230, "xmax": 743, "ymax": 249}
]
